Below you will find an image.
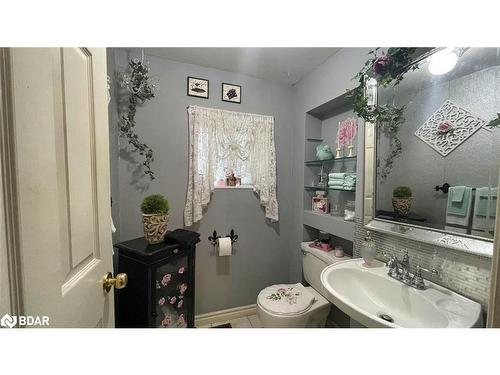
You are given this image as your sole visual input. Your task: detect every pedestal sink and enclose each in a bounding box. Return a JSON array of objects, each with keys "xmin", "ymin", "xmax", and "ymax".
[{"xmin": 320, "ymin": 259, "xmax": 483, "ymax": 328}]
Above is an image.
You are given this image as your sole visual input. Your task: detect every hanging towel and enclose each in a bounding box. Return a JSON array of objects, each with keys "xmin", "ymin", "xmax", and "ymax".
[
  {"xmin": 447, "ymin": 186, "xmax": 472, "ymax": 217},
  {"xmin": 472, "ymin": 187, "xmax": 498, "ymax": 232},
  {"xmin": 475, "ymin": 187, "xmax": 497, "ymax": 217},
  {"xmin": 446, "ymin": 186, "xmax": 473, "ymax": 227},
  {"xmin": 451, "ymin": 186, "xmax": 466, "ymax": 203}
]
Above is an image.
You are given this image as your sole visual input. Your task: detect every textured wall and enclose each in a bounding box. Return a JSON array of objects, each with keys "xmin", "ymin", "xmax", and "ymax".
[
  {"xmin": 291, "ymin": 48, "xmax": 493, "ymax": 310},
  {"xmin": 376, "ymin": 64, "xmax": 500, "ymax": 229},
  {"xmin": 107, "ymin": 48, "xmax": 295, "ymax": 314}
]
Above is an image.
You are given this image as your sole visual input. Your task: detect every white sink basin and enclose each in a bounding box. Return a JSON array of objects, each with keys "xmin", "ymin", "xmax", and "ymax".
[{"xmin": 320, "ymin": 259, "xmax": 483, "ymax": 328}]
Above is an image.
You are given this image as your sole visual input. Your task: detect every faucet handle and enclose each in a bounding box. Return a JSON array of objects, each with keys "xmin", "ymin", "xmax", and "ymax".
[
  {"xmin": 401, "ymin": 249, "xmax": 409, "ymax": 261},
  {"xmin": 415, "ymin": 264, "xmax": 439, "ymax": 276},
  {"xmin": 410, "ymin": 265, "xmax": 439, "ymax": 290}
]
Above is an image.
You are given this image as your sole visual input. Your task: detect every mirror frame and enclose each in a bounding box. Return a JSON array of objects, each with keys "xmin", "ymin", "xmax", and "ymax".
[{"xmin": 363, "ymin": 47, "xmax": 495, "ymax": 257}]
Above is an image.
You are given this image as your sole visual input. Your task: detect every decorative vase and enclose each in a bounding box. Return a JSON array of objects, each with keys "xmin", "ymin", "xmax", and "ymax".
[
  {"xmin": 142, "ymin": 214, "xmax": 169, "ymax": 244},
  {"xmin": 392, "ymin": 197, "xmax": 413, "ymax": 217},
  {"xmin": 316, "ymin": 144, "xmax": 333, "ymax": 160}
]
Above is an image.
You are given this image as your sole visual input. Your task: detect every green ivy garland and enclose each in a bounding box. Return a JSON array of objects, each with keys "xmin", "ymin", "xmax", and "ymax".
[
  {"xmin": 119, "ymin": 59, "xmax": 159, "ymax": 180},
  {"xmin": 351, "ymin": 48, "xmax": 419, "ymax": 179},
  {"xmin": 487, "ymin": 113, "xmax": 500, "ymax": 128}
]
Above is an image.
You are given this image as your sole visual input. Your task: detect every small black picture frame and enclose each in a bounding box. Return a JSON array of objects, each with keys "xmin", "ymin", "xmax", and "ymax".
[
  {"xmin": 222, "ymin": 82, "xmax": 241, "ymax": 104},
  {"xmin": 187, "ymin": 76, "xmax": 209, "ymax": 99}
]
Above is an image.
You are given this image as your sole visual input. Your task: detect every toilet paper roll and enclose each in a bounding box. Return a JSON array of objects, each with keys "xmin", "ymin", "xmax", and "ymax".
[{"xmin": 217, "ymin": 237, "xmax": 232, "ymax": 256}]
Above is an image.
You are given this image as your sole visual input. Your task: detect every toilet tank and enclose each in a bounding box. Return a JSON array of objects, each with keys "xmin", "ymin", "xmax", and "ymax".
[{"xmin": 301, "ymin": 242, "xmax": 350, "ymax": 298}]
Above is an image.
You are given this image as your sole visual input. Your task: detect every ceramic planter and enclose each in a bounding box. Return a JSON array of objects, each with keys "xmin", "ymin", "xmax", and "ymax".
[
  {"xmin": 142, "ymin": 214, "xmax": 169, "ymax": 244},
  {"xmin": 392, "ymin": 197, "xmax": 413, "ymax": 217}
]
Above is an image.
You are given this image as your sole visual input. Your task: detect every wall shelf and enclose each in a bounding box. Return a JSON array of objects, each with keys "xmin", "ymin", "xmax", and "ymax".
[
  {"xmin": 304, "ymin": 186, "xmax": 355, "ymax": 192},
  {"xmin": 303, "ymin": 90, "xmax": 358, "ymax": 246},
  {"xmin": 305, "ymin": 156, "xmax": 357, "ymax": 166},
  {"xmin": 303, "ymin": 210, "xmax": 355, "ymax": 242}
]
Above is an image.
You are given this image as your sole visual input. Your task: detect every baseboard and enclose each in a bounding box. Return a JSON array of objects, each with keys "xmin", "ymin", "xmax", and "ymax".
[{"xmin": 195, "ymin": 304, "xmax": 257, "ymax": 327}]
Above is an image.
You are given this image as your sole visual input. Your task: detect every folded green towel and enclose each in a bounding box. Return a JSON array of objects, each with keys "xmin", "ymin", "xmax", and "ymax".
[
  {"xmin": 328, "ymin": 180, "xmax": 344, "ymax": 186},
  {"xmin": 451, "ymin": 186, "xmax": 465, "ymax": 203},
  {"xmin": 476, "ymin": 187, "xmax": 497, "ymax": 218},
  {"xmin": 343, "ymin": 182, "xmax": 356, "ymax": 190},
  {"xmin": 328, "ymin": 173, "xmax": 347, "ymax": 179},
  {"xmin": 447, "ymin": 186, "xmax": 472, "ymax": 217}
]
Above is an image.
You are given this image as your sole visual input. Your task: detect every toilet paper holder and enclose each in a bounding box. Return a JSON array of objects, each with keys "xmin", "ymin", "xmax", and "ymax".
[{"xmin": 208, "ymin": 229, "xmax": 238, "ymax": 246}]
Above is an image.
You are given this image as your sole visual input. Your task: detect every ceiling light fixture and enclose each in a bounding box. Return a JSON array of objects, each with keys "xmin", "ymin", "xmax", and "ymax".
[{"xmin": 428, "ymin": 48, "xmax": 458, "ymax": 75}]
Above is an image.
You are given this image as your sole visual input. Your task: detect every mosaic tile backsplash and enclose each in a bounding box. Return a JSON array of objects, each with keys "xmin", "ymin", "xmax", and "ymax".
[{"xmin": 353, "ymin": 219, "xmax": 492, "ymax": 308}]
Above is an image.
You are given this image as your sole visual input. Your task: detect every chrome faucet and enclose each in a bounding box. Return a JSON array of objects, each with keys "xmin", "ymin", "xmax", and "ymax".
[
  {"xmin": 383, "ymin": 251, "xmax": 438, "ymax": 290},
  {"xmin": 409, "ymin": 265, "xmax": 439, "ymax": 290}
]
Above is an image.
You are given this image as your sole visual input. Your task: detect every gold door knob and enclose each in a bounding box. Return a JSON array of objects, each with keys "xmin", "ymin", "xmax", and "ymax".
[{"xmin": 102, "ymin": 272, "xmax": 128, "ymax": 293}]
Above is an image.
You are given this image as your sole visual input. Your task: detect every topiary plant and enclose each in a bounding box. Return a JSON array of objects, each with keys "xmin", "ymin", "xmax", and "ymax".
[
  {"xmin": 141, "ymin": 194, "xmax": 169, "ymax": 215},
  {"xmin": 393, "ymin": 186, "xmax": 412, "ymax": 198}
]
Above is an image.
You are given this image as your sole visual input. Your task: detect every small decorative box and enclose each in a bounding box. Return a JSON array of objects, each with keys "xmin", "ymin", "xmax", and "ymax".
[{"xmin": 312, "ymin": 196, "xmax": 329, "ymax": 213}]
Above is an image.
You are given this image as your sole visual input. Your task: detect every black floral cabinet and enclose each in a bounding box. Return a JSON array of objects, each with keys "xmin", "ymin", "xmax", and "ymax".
[{"xmin": 114, "ymin": 229, "xmax": 200, "ymax": 328}]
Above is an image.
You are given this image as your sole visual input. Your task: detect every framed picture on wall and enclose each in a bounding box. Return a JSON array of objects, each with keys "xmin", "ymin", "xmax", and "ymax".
[
  {"xmin": 187, "ymin": 76, "xmax": 209, "ymax": 99},
  {"xmin": 222, "ymin": 82, "xmax": 241, "ymax": 104}
]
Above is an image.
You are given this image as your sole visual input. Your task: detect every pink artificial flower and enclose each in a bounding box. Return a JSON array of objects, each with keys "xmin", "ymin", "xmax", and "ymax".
[
  {"xmin": 437, "ymin": 121, "xmax": 454, "ymax": 134},
  {"xmin": 277, "ymin": 288, "xmax": 287, "ymax": 294},
  {"xmin": 170, "ymin": 296, "xmax": 177, "ymax": 304},
  {"xmin": 178, "ymin": 267, "xmax": 185, "ymax": 274},
  {"xmin": 161, "ymin": 274, "xmax": 171, "ymax": 286},
  {"xmin": 177, "ymin": 314, "xmax": 186, "ymax": 327},
  {"xmin": 177, "ymin": 300, "xmax": 184, "ymax": 309},
  {"xmin": 158, "ymin": 297, "xmax": 165, "ymax": 306},
  {"xmin": 161, "ymin": 314, "xmax": 172, "ymax": 328},
  {"xmin": 179, "ymin": 283, "xmax": 188, "ymax": 295},
  {"xmin": 373, "ymin": 54, "xmax": 391, "ymax": 76}
]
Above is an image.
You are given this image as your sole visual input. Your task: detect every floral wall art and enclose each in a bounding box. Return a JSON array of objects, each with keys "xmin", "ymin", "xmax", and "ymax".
[
  {"xmin": 336, "ymin": 117, "xmax": 358, "ymax": 157},
  {"xmin": 414, "ymin": 100, "xmax": 487, "ymax": 157}
]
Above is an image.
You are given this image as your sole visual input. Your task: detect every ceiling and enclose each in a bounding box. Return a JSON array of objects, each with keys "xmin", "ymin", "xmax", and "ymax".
[{"xmin": 145, "ymin": 48, "xmax": 340, "ymax": 85}]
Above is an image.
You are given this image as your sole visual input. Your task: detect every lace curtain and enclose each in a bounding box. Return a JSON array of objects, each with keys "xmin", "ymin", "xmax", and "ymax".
[{"xmin": 184, "ymin": 105, "xmax": 278, "ymax": 226}]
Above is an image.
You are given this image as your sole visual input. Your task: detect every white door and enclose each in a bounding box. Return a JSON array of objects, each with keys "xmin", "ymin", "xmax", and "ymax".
[{"xmin": 7, "ymin": 48, "xmax": 115, "ymax": 327}]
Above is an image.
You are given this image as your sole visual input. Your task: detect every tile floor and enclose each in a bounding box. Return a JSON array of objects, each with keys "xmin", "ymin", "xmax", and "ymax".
[{"xmin": 197, "ymin": 314, "xmax": 263, "ymax": 328}]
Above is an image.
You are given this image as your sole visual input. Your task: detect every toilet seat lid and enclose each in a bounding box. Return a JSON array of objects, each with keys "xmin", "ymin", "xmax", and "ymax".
[{"xmin": 257, "ymin": 283, "xmax": 316, "ymax": 316}]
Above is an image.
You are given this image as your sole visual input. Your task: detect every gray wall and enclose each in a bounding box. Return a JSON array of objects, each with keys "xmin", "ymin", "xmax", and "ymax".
[
  {"xmin": 376, "ymin": 66, "xmax": 500, "ymax": 228},
  {"xmin": 108, "ymin": 49, "xmax": 295, "ymax": 314},
  {"xmin": 289, "ymin": 48, "xmax": 372, "ymax": 281},
  {"xmin": 108, "ymin": 47, "xmax": 495, "ymax": 315},
  {"xmin": 291, "ymin": 48, "xmax": 493, "ymax": 308}
]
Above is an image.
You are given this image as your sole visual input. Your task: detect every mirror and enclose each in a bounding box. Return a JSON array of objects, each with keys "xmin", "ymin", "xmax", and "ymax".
[{"xmin": 366, "ymin": 47, "xmax": 499, "ymax": 250}]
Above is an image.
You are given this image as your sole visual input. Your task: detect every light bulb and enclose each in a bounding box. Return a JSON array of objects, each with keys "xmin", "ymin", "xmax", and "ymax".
[{"xmin": 428, "ymin": 48, "xmax": 458, "ymax": 75}]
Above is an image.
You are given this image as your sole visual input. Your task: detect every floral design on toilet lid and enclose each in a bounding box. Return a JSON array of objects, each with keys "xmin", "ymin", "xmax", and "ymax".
[{"xmin": 258, "ymin": 283, "xmax": 316, "ymax": 315}]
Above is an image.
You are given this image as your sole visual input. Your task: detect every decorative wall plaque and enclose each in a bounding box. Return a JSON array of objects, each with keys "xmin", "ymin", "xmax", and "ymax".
[{"xmin": 414, "ymin": 100, "xmax": 486, "ymax": 156}]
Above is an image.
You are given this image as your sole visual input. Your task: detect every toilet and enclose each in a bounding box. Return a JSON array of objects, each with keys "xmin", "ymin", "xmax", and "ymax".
[{"xmin": 256, "ymin": 241, "xmax": 350, "ymax": 328}]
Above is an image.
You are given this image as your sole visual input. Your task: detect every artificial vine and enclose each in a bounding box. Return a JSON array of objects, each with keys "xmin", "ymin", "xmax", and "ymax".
[
  {"xmin": 119, "ymin": 58, "xmax": 159, "ymax": 180},
  {"xmin": 487, "ymin": 113, "xmax": 500, "ymax": 128},
  {"xmin": 351, "ymin": 48, "xmax": 419, "ymax": 179}
]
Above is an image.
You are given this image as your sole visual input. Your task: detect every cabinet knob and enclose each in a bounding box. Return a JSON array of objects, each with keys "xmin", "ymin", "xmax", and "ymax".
[{"xmin": 173, "ymin": 249, "xmax": 179, "ymax": 254}]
